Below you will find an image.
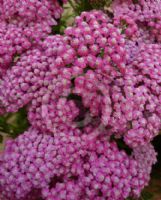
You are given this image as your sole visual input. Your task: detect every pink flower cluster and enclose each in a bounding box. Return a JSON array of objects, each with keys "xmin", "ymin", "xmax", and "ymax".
[
  {"xmin": 0, "ymin": 0, "xmax": 67, "ymax": 76},
  {"xmin": 0, "ymin": 2, "xmax": 160, "ymax": 199},
  {"xmin": 0, "ymin": 10, "xmax": 160, "ymax": 148},
  {"xmin": 0, "ymin": 128, "xmax": 157, "ymax": 200},
  {"xmin": 112, "ymin": 0, "xmax": 161, "ymax": 42},
  {"xmin": 0, "ymin": 35, "xmax": 79, "ymax": 133}
]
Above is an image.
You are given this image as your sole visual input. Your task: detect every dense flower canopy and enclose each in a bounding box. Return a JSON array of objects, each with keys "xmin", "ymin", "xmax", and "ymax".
[
  {"xmin": 0, "ymin": 128, "xmax": 157, "ymax": 200},
  {"xmin": 0, "ymin": 0, "xmax": 67, "ymax": 76},
  {"xmin": 0, "ymin": 10, "xmax": 160, "ymax": 147},
  {"xmin": 0, "ymin": 0, "xmax": 160, "ymax": 199},
  {"xmin": 112, "ymin": 0, "xmax": 161, "ymax": 42}
]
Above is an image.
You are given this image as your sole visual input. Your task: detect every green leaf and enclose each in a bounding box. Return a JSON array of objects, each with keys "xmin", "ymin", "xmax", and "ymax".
[
  {"xmin": 0, "ymin": 134, "xmax": 3, "ymax": 143},
  {"xmin": 141, "ymin": 191, "xmax": 153, "ymax": 200},
  {"xmin": 0, "ymin": 108, "xmax": 29, "ymax": 138}
]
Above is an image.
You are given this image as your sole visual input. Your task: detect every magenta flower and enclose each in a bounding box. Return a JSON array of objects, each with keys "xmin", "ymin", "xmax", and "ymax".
[
  {"xmin": 112, "ymin": 0, "xmax": 161, "ymax": 42},
  {"xmin": 0, "ymin": 127, "xmax": 157, "ymax": 200},
  {"xmin": 0, "ymin": 3, "xmax": 160, "ymax": 199},
  {"xmin": 0, "ymin": 0, "xmax": 67, "ymax": 76},
  {"xmin": 0, "ymin": 10, "xmax": 160, "ymax": 147}
]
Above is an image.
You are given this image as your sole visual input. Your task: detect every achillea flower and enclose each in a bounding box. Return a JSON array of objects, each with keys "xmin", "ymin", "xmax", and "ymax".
[
  {"xmin": 0, "ymin": 0, "xmax": 67, "ymax": 75},
  {"xmin": 0, "ymin": 3, "xmax": 160, "ymax": 200},
  {"xmin": 1, "ymin": 0, "xmax": 65, "ymax": 21},
  {"xmin": 0, "ymin": 35, "xmax": 79, "ymax": 132},
  {"xmin": 0, "ymin": 11, "xmax": 160, "ymax": 147},
  {"xmin": 112, "ymin": 0, "xmax": 161, "ymax": 42},
  {"xmin": 0, "ymin": 35, "xmax": 74, "ymax": 113},
  {"xmin": 65, "ymin": 10, "xmax": 127, "ymax": 74},
  {"xmin": 0, "ymin": 127, "xmax": 157, "ymax": 200}
]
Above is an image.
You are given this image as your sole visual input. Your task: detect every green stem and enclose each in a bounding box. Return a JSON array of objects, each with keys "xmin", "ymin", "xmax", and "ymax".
[
  {"xmin": 106, "ymin": 0, "xmax": 113, "ymax": 7},
  {"xmin": 68, "ymin": 0, "xmax": 76, "ymax": 12}
]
